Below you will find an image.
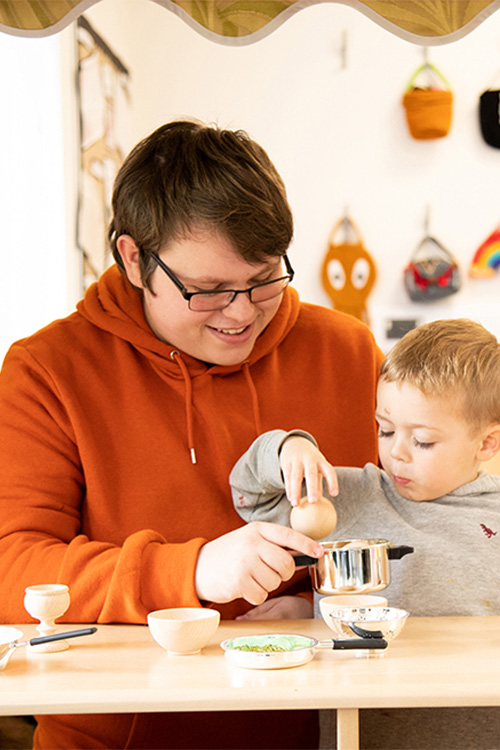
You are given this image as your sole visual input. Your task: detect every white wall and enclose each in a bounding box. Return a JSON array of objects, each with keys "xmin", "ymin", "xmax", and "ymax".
[
  {"xmin": 0, "ymin": 26, "xmax": 80, "ymax": 362},
  {"xmin": 3, "ymin": 0, "xmax": 500, "ymax": 362},
  {"xmin": 82, "ymin": 0, "xmax": 500, "ymax": 349}
]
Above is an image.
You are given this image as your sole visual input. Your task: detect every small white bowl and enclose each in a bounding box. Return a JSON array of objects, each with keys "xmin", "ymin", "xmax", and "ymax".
[
  {"xmin": 147, "ymin": 608, "xmax": 220, "ymax": 655},
  {"xmin": 319, "ymin": 595, "xmax": 388, "ymax": 633},
  {"xmin": 327, "ymin": 606, "xmax": 409, "ymax": 643}
]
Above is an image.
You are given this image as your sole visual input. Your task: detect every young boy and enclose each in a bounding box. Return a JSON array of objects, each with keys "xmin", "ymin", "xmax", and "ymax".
[
  {"xmin": 230, "ymin": 318, "xmax": 500, "ymax": 748},
  {"xmin": 231, "ymin": 317, "xmax": 500, "ymax": 618}
]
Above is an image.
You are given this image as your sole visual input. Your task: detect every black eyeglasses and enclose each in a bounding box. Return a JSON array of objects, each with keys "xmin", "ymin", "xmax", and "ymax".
[{"xmin": 150, "ymin": 253, "xmax": 294, "ymax": 311}]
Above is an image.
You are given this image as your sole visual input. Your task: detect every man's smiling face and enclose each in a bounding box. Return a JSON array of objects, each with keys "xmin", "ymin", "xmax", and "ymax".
[{"xmin": 138, "ymin": 230, "xmax": 286, "ymax": 366}]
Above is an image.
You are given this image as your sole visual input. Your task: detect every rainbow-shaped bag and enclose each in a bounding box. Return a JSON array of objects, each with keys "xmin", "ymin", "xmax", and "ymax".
[{"xmin": 469, "ymin": 226, "xmax": 500, "ymax": 279}]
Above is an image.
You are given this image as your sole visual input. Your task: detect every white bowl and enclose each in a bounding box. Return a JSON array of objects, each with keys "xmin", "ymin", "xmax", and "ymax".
[
  {"xmin": 319, "ymin": 595, "xmax": 388, "ymax": 632},
  {"xmin": 147, "ymin": 608, "xmax": 220, "ymax": 655},
  {"xmin": 327, "ymin": 606, "xmax": 409, "ymax": 643}
]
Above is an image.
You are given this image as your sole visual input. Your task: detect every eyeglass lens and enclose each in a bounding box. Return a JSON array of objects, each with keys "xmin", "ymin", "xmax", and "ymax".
[{"xmin": 189, "ymin": 277, "xmax": 290, "ymax": 311}]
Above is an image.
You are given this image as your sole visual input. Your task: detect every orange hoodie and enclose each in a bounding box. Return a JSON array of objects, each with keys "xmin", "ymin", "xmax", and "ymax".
[{"xmin": 0, "ymin": 266, "xmax": 382, "ymax": 748}]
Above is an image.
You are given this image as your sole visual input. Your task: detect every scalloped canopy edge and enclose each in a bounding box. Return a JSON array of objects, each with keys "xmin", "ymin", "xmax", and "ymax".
[{"xmin": 0, "ymin": 0, "xmax": 499, "ymax": 45}]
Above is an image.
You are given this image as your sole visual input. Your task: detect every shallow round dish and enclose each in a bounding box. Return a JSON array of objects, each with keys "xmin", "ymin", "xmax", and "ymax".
[
  {"xmin": 319, "ymin": 595, "xmax": 388, "ymax": 632},
  {"xmin": 0, "ymin": 627, "xmax": 23, "ymax": 659},
  {"xmin": 328, "ymin": 606, "xmax": 409, "ymax": 642},
  {"xmin": 148, "ymin": 608, "xmax": 220, "ymax": 655},
  {"xmin": 221, "ymin": 634, "xmax": 317, "ymax": 669}
]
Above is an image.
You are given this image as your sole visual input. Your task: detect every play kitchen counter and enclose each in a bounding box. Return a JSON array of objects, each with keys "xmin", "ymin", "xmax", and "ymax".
[{"xmin": 0, "ymin": 617, "xmax": 499, "ymax": 750}]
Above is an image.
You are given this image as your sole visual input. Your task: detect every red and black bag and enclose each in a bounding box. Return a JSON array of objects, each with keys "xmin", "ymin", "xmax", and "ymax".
[{"xmin": 404, "ymin": 234, "xmax": 461, "ymax": 302}]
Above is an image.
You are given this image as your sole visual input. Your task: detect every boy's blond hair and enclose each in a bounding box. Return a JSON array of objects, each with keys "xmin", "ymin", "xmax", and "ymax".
[{"xmin": 379, "ymin": 319, "xmax": 500, "ymax": 428}]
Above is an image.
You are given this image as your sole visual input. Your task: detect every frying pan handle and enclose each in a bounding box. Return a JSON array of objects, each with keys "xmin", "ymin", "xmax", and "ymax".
[
  {"xmin": 332, "ymin": 638, "xmax": 388, "ymax": 650},
  {"xmin": 28, "ymin": 627, "xmax": 97, "ymax": 647},
  {"xmin": 293, "ymin": 554, "xmax": 318, "ymax": 567},
  {"xmin": 387, "ymin": 545, "xmax": 414, "ymax": 560}
]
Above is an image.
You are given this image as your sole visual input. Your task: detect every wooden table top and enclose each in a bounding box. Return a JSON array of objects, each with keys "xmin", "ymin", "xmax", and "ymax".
[{"xmin": 0, "ymin": 616, "xmax": 499, "ymax": 716}]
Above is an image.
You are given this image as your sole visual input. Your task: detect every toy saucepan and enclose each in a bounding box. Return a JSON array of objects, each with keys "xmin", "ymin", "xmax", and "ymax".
[
  {"xmin": 221, "ymin": 632, "xmax": 387, "ymax": 670},
  {"xmin": 294, "ymin": 538, "xmax": 414, "ymax": 595}
]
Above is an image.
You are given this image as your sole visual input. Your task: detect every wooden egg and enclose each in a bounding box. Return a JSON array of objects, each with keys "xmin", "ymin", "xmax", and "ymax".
[{"xmin": 290, "ymin": 495, "xmax": 337, "ymax": 540}]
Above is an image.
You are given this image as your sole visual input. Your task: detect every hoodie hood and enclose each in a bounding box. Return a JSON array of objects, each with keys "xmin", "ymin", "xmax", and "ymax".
[
  {"xmin": 77, "ymin": 266, "xmax": 300, "ymax": 379},
  {"xmin": 77, "ymin": 266, "xmax": 301, "ymax": 462}
]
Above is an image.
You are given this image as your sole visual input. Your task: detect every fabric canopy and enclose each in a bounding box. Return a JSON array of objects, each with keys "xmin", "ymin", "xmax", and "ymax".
[{"xmin": 1, "ymin": 0, "xmax": 499, "ymax": 44}]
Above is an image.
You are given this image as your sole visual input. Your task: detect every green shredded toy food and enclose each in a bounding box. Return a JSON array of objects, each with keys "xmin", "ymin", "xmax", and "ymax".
[{"xmin": 232, "ymin": 643, "xmax": 287, "ymax": 652}]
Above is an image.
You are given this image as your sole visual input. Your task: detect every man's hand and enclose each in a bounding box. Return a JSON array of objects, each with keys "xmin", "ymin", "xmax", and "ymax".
[
  {"xmin": 280, "ymin": 436, "xmax": 338, "ymax": 506},
  {"xmin": 194, "ymin": 521, "xmax": 323, "ymax": 605}
]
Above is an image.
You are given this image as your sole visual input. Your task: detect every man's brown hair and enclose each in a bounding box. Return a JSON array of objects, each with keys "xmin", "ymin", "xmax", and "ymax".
[{"xmin": 108, "ymin": 120, "xmax": 294, "ymax": 290}]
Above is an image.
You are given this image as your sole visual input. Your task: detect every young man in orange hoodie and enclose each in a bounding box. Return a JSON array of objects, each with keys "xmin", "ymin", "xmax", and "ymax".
[{"xmin": 0, "ymin": 120, "xmax": 382, "ymax": 749}]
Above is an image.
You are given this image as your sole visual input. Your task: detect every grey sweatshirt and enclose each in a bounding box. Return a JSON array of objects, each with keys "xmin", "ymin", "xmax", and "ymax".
[
  {"xmin": 230, "ymin": 429, "xmax": 500, "ymax": 617},
  {"xmin": 230, "ymin": 429, "xmax": 500, "ymax": 749}
]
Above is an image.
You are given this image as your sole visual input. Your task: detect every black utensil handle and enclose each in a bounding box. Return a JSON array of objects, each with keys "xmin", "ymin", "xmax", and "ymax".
[
  {"xmin": 293, "ymin": 554, "xmax": 318, "ymax": 567},
  {"xmin": 349, "ymin": 623, "xmax": 385, "ymax": 640},
  {"xmin": 332, "ymin": 638, "xmax": 388, "ymax": 650},
  {"xmin": 387, "ymin": 545, "xmax": 414, "ymax": 560},
  {"xmin": 29, "ymin": 627, "xmax": 97, "ymax": 647}
]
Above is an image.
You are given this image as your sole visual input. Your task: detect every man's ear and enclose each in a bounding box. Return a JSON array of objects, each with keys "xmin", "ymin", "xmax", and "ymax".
[
  {"xmin": 477, "ymin": 424, "xmax": 500, "ymax": 463},
  {"xmin": 116, "ymin": 235, "xmax": 144, "ymax": 289}
]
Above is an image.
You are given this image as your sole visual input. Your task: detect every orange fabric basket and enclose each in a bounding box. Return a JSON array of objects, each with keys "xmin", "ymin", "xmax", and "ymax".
[
  {"xmin": 402, "ymin": 62, "xmax": 453, "ymax": 140},
  {"xmin": 403, "ymin": 88, "xmax": 453, "ymax": 140}
]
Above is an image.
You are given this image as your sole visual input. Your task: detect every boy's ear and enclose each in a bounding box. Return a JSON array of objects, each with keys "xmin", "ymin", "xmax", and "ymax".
[
  {"xmin": 477, "ymin": 424, "xmax": 500, "ymax": 462},
  {"xmin": 116, "ymin": 234, "xmax": 144, "ymax": 289}
]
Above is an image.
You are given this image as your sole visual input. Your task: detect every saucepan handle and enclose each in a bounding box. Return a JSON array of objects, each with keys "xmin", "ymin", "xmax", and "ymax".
[
  {"xmin": 293, "ymin": 554, "xmax": 318, "ymax": 567},
  {"xmin": 387, "ymin": 545, "xmax": 414, "ymax": 560},
  {"xmin": 28, "ymin": 627, "xmax": 98, "ymax": 647}
]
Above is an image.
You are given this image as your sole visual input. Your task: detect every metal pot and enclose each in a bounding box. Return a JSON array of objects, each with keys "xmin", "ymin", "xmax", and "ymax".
[
  {"xmin": 294, "ymin": 538, "xmax": 414, "ymax": 595},
  {"xmin": 221, "ymin": 632, "xmax": 387, "ymax": 669}
]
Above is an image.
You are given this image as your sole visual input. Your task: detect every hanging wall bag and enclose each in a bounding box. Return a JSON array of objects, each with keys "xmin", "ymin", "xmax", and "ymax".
[
  {"xmin": 479, "ymin": 89, "xmax": 500, "ymax": 148},
  {"xmin": 469, "ymin": 224, "xmax": 500, "ymax": 278},
  {"xmin": 321, "ymin": 215, "xmax": 376, "ymax": 325},
  {"xmin": 404, "ymin": 234, "xmax": 461, "ymax": 302},
  {"xmin": 402, "ymin": 62, "xmax": 453, "ymax": 140}
]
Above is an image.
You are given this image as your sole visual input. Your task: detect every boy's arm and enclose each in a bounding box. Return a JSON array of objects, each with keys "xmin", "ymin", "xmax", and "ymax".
[{"xmin": 230, "ymin": 429, "xmax": 318, "ymax": 527}]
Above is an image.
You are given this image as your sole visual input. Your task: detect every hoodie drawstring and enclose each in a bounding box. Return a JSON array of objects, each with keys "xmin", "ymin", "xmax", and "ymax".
[
  {"xmin": 170, "ymin": 353, "xmax": 263, "ymax": 465},
  {"xmin": 243, "ymin": 362, "xmax": 262, "ymax": 435},
  {"xmin": 170, "ymin": 351, "xmax": 197, "ymax": 465}
]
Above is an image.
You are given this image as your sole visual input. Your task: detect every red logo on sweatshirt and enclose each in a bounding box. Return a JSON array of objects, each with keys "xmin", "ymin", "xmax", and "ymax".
[{"xmin": 480, "ymin": 523, "xmax": 497, "ymax": 539}]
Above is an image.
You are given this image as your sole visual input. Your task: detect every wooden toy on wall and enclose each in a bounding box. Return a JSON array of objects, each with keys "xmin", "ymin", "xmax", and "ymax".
[{"xmin": 321, "ymin": 215, "xmax": 377, "ymax": 325}]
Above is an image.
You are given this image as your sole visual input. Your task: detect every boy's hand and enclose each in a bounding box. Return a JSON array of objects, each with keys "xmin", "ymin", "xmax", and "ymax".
[
  {"xmin": 280, "ymin": 436, "xmax": 338, "ymax": 506},
  {"xmin": 194, "ymin": 521, "xmax": 323, "ymax": 606}
]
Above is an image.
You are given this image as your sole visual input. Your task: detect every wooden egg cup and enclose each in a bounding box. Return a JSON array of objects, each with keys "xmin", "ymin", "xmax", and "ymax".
[{"xmin": 24, "ymin": 584, "xmax": 71, "ymax": 652}]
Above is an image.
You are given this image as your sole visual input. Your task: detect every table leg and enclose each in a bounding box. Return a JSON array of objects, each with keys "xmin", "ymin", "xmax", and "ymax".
[{"xmin": 337, "ymin": 708, "xmax": 359, "ymax": 750}]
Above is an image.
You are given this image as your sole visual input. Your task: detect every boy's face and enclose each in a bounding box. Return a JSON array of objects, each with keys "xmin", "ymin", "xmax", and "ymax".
[
  {"xmin": 137, "ymin": 230, "xmax": 285, "ymax": 366},
  {"xmin": 376, "ymin": 379, "xmax": 485, "ymax": 501}
]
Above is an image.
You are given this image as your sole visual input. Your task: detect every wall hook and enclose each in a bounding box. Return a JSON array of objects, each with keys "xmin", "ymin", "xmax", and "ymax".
[
  {"xmin": 424, "ymin": 205, "xmax": 431, "ymax": 237},
  {"xmin": 340, "ymin": 29, "xmax": 348, "ymax": 70}
]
